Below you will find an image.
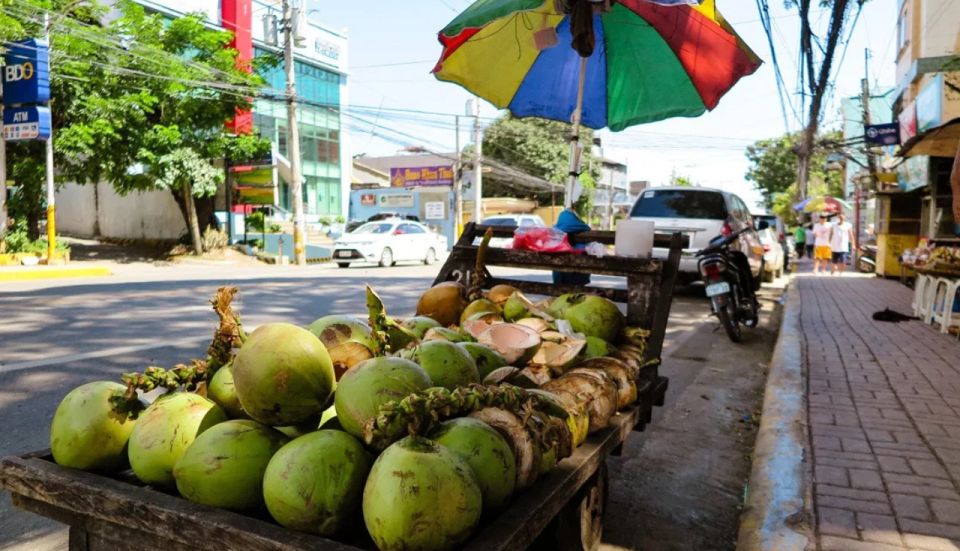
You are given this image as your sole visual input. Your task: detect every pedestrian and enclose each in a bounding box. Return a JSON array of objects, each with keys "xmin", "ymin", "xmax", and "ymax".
[
  {"xmin": 794, "ymin": 225, "xmax": 806, "ymax": 258},
  {"xmin": 553, "ymin": 183, "xmax": 591, "ymax": 286},
  {"xmin": 830, "ymin": 213, "xmax": 855, "ymax": 276},
  {"xmin": 812, "ymin": 215, "xmax": 833, "ymax": 275},
  {"xmin": 805, "ymin": 222, "xmax": 815, "ymax": 260}
]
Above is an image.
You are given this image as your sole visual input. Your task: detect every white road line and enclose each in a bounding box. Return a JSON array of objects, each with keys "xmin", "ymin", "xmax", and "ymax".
[{"xmin": 0, "ymin": 338, "xmax": 209, "ymax": 375}]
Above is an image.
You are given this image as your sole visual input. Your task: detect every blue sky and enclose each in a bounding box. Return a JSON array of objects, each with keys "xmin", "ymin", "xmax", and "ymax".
[{"xmin": 314, "ymin": 0, "xmax": 899, "ymax": 209}]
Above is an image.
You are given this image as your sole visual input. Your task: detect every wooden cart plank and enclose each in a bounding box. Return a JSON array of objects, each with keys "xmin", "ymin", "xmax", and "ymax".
[
  {"xmin": 0, "ymin": 456, "xmax": 363, "ymax": 551},
  {"xmin": 446, "ymin": 246, "xmax": 661, "ymax": 276},
  {"xmin": 462, "ymin": 407, "xmax": 641, "ymax": 551}
]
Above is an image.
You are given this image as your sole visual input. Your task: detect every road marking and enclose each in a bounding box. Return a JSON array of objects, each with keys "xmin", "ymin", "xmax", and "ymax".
[{"xmin": 0, "ymin": 338, "xmax": 208, "ymax": 375}]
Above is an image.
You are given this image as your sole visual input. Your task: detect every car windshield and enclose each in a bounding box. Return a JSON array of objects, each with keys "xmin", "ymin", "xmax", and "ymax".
[
  {"xmin": 483, "ymin": 217, "xmax": 518, "ymax": 226},
  {"xmin": 755, "ymin": 215, "xmax": 778, "ymax": 227},
  {"xmin": 352, "ymin": 223, "xmax": 394, "ymax": 235},
  {"xmin": 631, "ymin": 190, "xmax": 728, "ymax": 219}
]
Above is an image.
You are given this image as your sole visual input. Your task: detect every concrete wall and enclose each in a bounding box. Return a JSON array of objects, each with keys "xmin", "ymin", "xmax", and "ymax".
[{"xmin": 55, "ymin": 182, "xmax": 187, "ymax": 241}]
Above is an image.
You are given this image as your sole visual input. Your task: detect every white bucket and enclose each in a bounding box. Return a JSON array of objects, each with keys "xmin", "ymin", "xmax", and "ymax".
[{"xmin": 615, "ymin": 220, "xmax": 655, "ymax": 258}]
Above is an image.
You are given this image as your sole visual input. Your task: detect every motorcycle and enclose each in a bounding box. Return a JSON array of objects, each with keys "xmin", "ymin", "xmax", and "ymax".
[
  {"xmin": 696, "ymin": 226, "xmax": 761, "ymax": 343},
  {"xmin": 858, "ymin": 241, "xmax": 877, "ymax": 274}
]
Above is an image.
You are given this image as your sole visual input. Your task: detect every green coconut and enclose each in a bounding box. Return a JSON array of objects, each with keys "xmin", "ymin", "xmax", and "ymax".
[
  {"xmin": 432, "ymin": 418, "xmax": 516, "ymax": 512},
  {"xmin": 334, "ymin": 357, "xmax": 432, "ymax": 440},
  {"xmin": 460, "ymin": 298, "xmax": 502, "ymax": 325},
  {"xmin": 263, "ymin": 430, "xmax": 372, "ymax": 535},
  {"xmin": 458, "ymin": 342, "xmax": 509, "ymax": 379},
  {"xmin": 546, "ymin": 294, "xmax": 575, "ymax": 318},
  {"xmin": 274, "ymin": 414, "xmax": 322, "ymax": 439},
  {"xmin": 583, "ymin": 336, "xmax": 614, "ymax": 359},
  {"xmin": 50, "ymin": 381, "xmax": 142, "ymax": 472},
  {"xmin": 233, "ymin": 323, "xmax": 336, "ymax": 426},
  {"xmin": 207, "ymin": 364, "xmax": 247, "ymax": 419},
  {"xmin": 128, "ymin": 392, "xmax": 227, "ymax": 487},
  {"xmin": 411, "ymin": 340, "xmax": 480, "ymax": 390},
  {"xmin": 502, "ymin": 294, "xmax": 530, "ymax": 322},
  {"xmin": 363, "ymin": 436, "xmax": 482, "ymax": 551},
  {"xmin": 307, "ymin": 315, "xmax": 377, "ymax": 379},
  {"xmin": 173, "ymin": 419, "xmax": 288, "ymax": 511},
  {"xmin": 423, "ymin": 326, "xmax": 474, "ymax": 343},
  {"xmin": 555, "ymin": 294, "xmax": 625, "ymax": 343},
  {"xmin": 384, "ymin": 316, "xmax": 438, "ymax": 352},
  {"xmin": 403, "ymin": 316, "xmax": 442, "ymax": 338}
]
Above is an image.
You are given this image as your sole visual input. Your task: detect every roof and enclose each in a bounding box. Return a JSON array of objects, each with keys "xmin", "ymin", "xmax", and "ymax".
[{"xmin": 899, "ymin": 117, "xmax": 960, "ymax": 158}]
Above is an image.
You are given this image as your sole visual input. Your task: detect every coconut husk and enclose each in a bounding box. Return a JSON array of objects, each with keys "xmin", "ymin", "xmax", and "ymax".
[
  {"xmin": 470, "ymin": 408, "xmax": 540, "ymax": 490},
  {"xmin": 483, "ymin": 366, "xmax": 520, "ymax": 386},
  {"xmin": 515, "ymin": 317, "xmax": 551, "ymax": 333},
  {"xmin": 529, "ymin": 340, "xmax": 586, "ymax": 376},
  {"xmin": 486, "ymin": 284, "xmax": 518, "ymax": 307},
  {"xmin": 543, "ymin": 372, "xmax": 617, "ymax": 433},
  {"xmin": 527, "ymin": 388, "xmax": 590, "ymax": 448},
  {"xmin": 512, "ymin": 366, "xmax": 553, "ymax": 388},
  {"xmin": 577, "ymin": 356, "xmax": 639, "ymax": 381},
  {"xmin": 574, "ymin": 363, "xmax": 637, "ymax": 409}
]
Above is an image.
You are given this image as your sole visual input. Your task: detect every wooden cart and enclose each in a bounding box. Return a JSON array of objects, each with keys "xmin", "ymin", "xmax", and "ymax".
[{"xmin": 0, "ymin": 224, "xmax": 683, "ymax": 551}]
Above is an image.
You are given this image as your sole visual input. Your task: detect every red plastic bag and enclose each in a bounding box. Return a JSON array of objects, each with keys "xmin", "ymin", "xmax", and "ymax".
[{"xmin": 512, "ymin": 227, "xmax": 579, "ymax": 253}]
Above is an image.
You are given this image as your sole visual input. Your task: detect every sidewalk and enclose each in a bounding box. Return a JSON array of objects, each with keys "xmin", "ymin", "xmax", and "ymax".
[{"xmin": 801, "ymin": 273, "xmax": 960, "ymax": 550}]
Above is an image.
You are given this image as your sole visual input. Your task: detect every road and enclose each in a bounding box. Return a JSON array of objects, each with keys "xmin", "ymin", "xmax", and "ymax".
[{"xmin": 0, "ymin": 261, "xmax": 785, "ymax": 550}]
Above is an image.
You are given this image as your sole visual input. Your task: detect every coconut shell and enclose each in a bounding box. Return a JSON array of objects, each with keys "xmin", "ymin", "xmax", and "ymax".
[
  {"xmin": 478, "ymin": 324, "xmax": 541, "ymax": 366},
  {"xmin": 515, "ymin": 317, "xmax": 551, "ymax": 333},
  {"xmin": 482, "ymin": 366, "xmax": 520, "ymax": 386},
  {"xmin": 469, "ymin": 408, "xmax": 539, "ymax": 491},
  {"xmin": 543, "ymin": 372, "xmax": 617, "ymax": 433},
  {"xmin": 575, "ymin": 364, "xmax": 637, "ymax": 409},
  {"xmin": 512, "ymin": 366, "xmax": 552, "ymax": 388},
  {"xmin": 486, "ymin": 284, "xmax": 518, "ymax": 307},
  {"xmin": 578, "ymin": 356, "xmax": 639, "ymax": 381},
  {"xmin": 416, "ymin": 282, "xmax": 467, "ymax": 327}
]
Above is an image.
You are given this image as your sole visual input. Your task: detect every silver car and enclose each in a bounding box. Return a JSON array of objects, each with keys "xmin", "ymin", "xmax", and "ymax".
[{"xmin": 629, "ymin": 187, "xmax": 764, "ymax": 284}]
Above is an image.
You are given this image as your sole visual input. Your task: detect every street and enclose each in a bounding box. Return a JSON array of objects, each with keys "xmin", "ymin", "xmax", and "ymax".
[{"xmin": 0, "ymin": 263, "xmax": 785, "ymax": 550}]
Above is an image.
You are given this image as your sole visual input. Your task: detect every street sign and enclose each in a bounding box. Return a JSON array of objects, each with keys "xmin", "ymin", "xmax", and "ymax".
[
  {"xmin": 2, "ymin": 39, "xmax": 51, "ymax": 106},
  {"xmin": 2, "ymin": 105, "xmax": 52, "ymax": 141},
  {"xmin": 864, "ymin": 123, "xmax": 900, "ymax": 146}
]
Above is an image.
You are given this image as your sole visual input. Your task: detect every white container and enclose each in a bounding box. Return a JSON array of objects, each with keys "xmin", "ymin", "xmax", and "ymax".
[{"xmin": 615, "ymin": 220, "xmax": 655, "ymax": 258}]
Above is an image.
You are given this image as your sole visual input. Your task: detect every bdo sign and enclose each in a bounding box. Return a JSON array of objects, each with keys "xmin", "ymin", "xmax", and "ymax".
[{"xmin": 2, "ymin": 39, "xmax": 51, "ymax": 106}]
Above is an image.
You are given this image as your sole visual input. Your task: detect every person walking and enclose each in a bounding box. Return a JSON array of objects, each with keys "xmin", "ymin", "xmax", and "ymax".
[
  {"xmin": 805, "ymin": 222, "xmax": 815, "ymax": 260},
  {"xmin": 812, "ymin": 215, "xmax": 833, "ymax": 275},
  {"xmin": 830, "ymin": 213, "xmax": 855, "ymax": 275},
  {"xmin": 794, "ymin": 225, "xmax": 806, "ymax": 258}
]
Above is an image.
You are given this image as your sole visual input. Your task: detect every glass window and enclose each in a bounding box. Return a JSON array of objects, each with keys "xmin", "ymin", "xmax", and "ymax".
[
  {"xmin": 630, "ymin": 190, "xmax": 728, "ymax": 220},
  {"xmin": 354, "ymin": 223, "xmax": 394, "ymax": 234},
  {"xmin": 401, "ymin": 224, "xmax": 425, "ymax": 234}
]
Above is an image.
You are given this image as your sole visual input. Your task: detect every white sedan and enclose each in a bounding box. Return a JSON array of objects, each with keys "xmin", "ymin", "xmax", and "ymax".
[{"xmin": 333, "ymin": 219, "xmax": 447, "ymax": 268}]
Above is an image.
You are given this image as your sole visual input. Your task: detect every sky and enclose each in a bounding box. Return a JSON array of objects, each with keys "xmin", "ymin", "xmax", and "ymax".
[{"xmin": 313, "ymin": 0, "xmax": 900, "ymax": 210}]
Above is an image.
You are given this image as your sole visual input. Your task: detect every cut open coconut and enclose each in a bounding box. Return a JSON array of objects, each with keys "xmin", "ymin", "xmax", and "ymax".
[
  {"xmin": 529, "ymin": 340, "xmax": 586, "ymax": 375},
  {"xmin": 462, "ymin": 318, "xmax": 501, "ymax": 341},
  {"xmin": 469, "ymin": 408, "xmax": 539, "ymax": 491},
  {"xmin": 478, "ymin": 324, "xmax": 541, "ymax": 366},
  {"xmin": 515, "ymin": 317, "xmax": 551, "ymax": 333}
]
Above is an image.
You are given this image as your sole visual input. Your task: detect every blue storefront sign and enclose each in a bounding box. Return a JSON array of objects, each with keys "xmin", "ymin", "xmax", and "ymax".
[
  {"xmin": 864, "ymin": 123, "xmax": 900, "ymax": 146},
  {"xmin": 2, "ymin": 38, "xmax": 51, "ymax": 106},
  {"xmin": 3, "ymin": 106, "xmax": 52, "ymax": 141}
]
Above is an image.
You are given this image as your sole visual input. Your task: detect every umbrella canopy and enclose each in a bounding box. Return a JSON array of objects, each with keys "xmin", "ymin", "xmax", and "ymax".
[
  {"xmin": 794, "ymin": 196, "xmax": 852, "ymax": 214},
  {"xmin": 433, "ymin": 0, "xmax": 761, "ymax": 132}
]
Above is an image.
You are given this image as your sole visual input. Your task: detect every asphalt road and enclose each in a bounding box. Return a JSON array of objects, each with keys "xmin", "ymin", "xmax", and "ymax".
[{"xmin": 0, "ymin": 261, "xmax": 785, "ymax": 550}]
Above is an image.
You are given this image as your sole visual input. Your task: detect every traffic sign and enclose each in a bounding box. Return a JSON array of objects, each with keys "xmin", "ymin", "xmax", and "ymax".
[{"xmin": 3, "ymin": 106, "xmax": 52, "ymax": 141}]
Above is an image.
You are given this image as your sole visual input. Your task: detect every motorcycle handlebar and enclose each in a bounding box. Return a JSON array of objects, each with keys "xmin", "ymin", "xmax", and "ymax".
[{"xmin": 696, "ymin": 226, "xmax": 751, "ymax": 256}]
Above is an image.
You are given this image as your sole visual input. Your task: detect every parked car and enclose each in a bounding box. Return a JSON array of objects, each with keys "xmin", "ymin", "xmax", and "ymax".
[
  {"xmin": 333, "ymin": 219, "xmax": 446, "ymax": 268},
  {"xmin": 476, "ymin": 214, "xmax": 547, "ymax": 248},
  {"xmin": 629, "ymin": 187, "xmax": 764, "ymax": 285},
  {"xmin": 758, "ymin": 227, "xmax": 785, "ymax": 282},
  {"xmin": 753, "ymin": 213, "xmax": 789, "ymax": 273},
  {"xmin": 345, "ymin": 212, "xmax": 421, "ymax": 234}
]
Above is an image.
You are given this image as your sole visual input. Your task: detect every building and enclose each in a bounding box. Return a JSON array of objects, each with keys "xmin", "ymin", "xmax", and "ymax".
[
  {"xmin": 55, "ymin": 0, "xmax": 349, "ymax": 241},
  {"xmin": 874, "ymin": 0, "xmax": 960, "ymax": 275},
  {"xmin": 592, "ymin": 158, "xmax": 631, "ymax": 223}
]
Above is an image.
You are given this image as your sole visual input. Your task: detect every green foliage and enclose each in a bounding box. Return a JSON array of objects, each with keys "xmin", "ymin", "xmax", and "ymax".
[
  {"xmin": 335, "ymin": 215, "xmax": 346, "ymax": 224},
  {"xmin": 155, "ymin": 148, "xmax": 223, "ymax": 198},
  {"xmin": 245, "ymin": 211, "xmax": 265, "ymax": 233},
  {"xmin": 669, "ymin": 169, "xmax": 696, "ymax": 187},
  {"xmin": 745, "ymin": 130, "xmax": 844, "ymax": 211},
  {"xmin": 2, "ymin": 221, "xmax": 70, "ymax": 254}
]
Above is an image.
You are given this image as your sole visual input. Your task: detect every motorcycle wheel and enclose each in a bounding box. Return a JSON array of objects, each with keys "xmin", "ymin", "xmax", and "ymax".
[{"xmin": 713, "ymin": 295, "xmax": 743, "ymax": 343}]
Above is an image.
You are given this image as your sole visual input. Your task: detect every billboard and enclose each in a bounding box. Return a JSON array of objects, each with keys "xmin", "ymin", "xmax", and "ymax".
[
  {"xmin": 2, "ymin": 39, "xmax": 50, "ymax": 106},
  {"xmin": 390, "ymin": 166, "xmax": 454, "ymax": 188}
]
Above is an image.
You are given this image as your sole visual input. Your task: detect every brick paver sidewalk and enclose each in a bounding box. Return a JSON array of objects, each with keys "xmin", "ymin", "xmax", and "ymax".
[{"xmin": 799, "ymin": 274, "xmax": 960, "ymax": 550}]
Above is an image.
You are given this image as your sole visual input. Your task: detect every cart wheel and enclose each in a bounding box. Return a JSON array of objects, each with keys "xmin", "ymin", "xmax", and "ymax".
[{"xmin": 537, "ymin": 463, "xmax": 608, "ymax": 551}]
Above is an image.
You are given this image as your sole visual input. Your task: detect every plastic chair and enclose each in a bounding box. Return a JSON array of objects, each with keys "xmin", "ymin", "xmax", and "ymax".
[
  {"xmin": 930, "ymin": 278, "xmax": 960, "ymax": 334},
  {"xmin": 913, "ymin": 274, "xmax": 934, "ymax": 317},
  {"xmin": 920, "ymin": 276, "xmax": 941, "ymax": 324}
]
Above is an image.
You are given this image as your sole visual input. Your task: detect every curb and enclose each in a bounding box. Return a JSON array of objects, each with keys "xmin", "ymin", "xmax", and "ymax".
[
  {"xmin": 0, "ymin": 266, "xmax": 113, "ymax": 282},
  {"xmin": 737, "ymin": 281, "xmax": 813, "ymax": 551}
]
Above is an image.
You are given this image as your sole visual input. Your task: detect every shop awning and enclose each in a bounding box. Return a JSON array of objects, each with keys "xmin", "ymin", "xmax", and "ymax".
[{"xmin": 899, "ymin": 117, "xmax": 960, "ymax": 158}]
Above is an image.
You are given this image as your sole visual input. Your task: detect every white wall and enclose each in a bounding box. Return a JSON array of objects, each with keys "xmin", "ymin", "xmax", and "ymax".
[{"xmin": 55, "ymin": 182, "xmax": 187, "ymax": 241}]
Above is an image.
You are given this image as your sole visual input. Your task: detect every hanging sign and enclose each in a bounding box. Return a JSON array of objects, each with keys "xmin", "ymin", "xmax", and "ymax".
[
  {"xmin": 3, "ymin": 106, "xmax": 52, "ymax": 141},
  {"xmin": 2, "ymin": 39, "xmax": 51, "ymax": 106},
  {"xmin": 864, "ymin": 123, "xmax": 900, "ymax": 146}
]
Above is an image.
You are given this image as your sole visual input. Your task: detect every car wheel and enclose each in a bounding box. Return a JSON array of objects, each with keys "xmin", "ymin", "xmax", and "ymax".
[
  {"xmin": 379, "ymin": 248, "xmax": 393, "ymax": 268},
  {"xmin": 337, "ymin": 262, "xmax": 350, "ymax": 268},
  {"xmin": 423, "ymin": 248, "xmax": 436, "ymax": 265}
]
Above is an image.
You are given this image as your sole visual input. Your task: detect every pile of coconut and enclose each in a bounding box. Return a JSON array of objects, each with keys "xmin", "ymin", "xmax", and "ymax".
[{"xmin": 46, "ymin": 283, "xmax": 652, "ymax": 551}]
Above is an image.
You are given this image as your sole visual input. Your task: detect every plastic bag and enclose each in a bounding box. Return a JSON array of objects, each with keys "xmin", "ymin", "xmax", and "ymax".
[{"xmin": 512, "ymin": 227, "xmax": 579, "ymax": 254}]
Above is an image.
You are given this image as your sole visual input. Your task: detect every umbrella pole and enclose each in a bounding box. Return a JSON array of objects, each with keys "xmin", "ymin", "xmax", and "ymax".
[{"xmin": 565, "ymin": 56, "xmax": 589, "ymax": 209}]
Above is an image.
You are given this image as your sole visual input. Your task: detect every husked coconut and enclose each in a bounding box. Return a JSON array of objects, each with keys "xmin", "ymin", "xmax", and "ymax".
[{"xmin": 469, "ymin": 408, "xmax": 540, "ymax": 490}]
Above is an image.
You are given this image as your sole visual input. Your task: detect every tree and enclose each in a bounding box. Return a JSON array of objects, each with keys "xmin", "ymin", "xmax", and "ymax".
[
  {"xmin": 668, "ymin": 169, "xmax": 696, "ymax": 187},
  {"xmin": 482, "ymin": 115, "xmax": 600, "ymax": 217},
  {"xmin": 788, "ymin": 0, "xmax": 865, "ymax": 198},
  {"xmin": 5, "ymin": 0, "xmax": 272, "ymax": 253}
]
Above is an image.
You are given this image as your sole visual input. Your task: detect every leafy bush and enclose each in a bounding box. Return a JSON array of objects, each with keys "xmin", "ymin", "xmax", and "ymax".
[
  {"xmin": 268, "ymin": 222, "xmax": 282, "ymax": 233},
  {"xmin": 202, "ymin": 226, "xmax": 228, "ymax": 252},
  {"xmin": 335, "ymin": 215, "xmax": 345, "ymax": 224},
  {"xmin": 245, "ymin": 211, "xmax": 265, "ymax": 233},
  {"xmin": 2, "ymin": 221, "xmax": 69, "ymax": 255},
  {"xmin": 318, "ymin": 216, "xmax": 332, "ymax": 227}
]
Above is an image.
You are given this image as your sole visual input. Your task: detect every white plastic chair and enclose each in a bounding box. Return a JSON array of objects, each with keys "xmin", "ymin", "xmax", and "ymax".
[
  {"xmin": 913, "ymin": 274, "xmax": 934, "ymax": 317},
  {"xmin": 930, "ymin": 278, "xmax": 960, "ymax": 334},
  {"xmin": 920, "ymin": 276, "xmax": 941, "ymax": 324}
]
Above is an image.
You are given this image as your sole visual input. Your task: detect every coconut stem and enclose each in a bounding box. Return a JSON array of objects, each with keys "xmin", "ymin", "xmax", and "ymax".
[
  {"xmin": 206, "ymin": 286, "xmax": 246, "ymax": 370},
  {"xmin": 366, "ymin": 285, "xmax": 418, "ymax": 354},
  {"xmin": 467, "ymin": 228, "xmax": 494, "ymax": 302},
  {"xmin": 362, "ymin": 384, "xmax": 570, "ymax": 451}
]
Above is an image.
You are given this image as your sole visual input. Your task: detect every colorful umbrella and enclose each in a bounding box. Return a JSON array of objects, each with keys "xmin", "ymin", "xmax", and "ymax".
[
  {"xmin": 433, "ymin": 0, "xmax": 761, "ymax": 206},
  {"xmin": 794, "ymin": 196, "xmax": 852, "ymax": 214}
]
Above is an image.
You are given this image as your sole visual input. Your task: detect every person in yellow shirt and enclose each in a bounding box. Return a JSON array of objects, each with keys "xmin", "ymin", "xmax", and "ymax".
[{"xmin": 812, "ymin": 215, "xmax": 833, "ymax": 275}]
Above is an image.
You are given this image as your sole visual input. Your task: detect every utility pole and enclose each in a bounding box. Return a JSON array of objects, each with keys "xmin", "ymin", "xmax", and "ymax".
[
  {"xmin": 472, "ymin": 99, "xmax": 483, "ymax": 224},
  {"xmin": 44, "ymin": 13, "xmax": 57, "ymax": 261},
  {"xmin": 858, "ymin": 48, "xmax": 877, "ymax": 259},
  {"xmin": 454, "ymin": 115, "xmax": 463, "ymax": 237},
  {"xmin": 606, "ymin": 162, "xmax": 615, "ymax": 231},
  {"xmin": 282, "ymin": 0, "xmax": 306, "ymax": 265},
  {"xmin": 1, "ymin": 102, "xmax": 6, "ymax": 247}
]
